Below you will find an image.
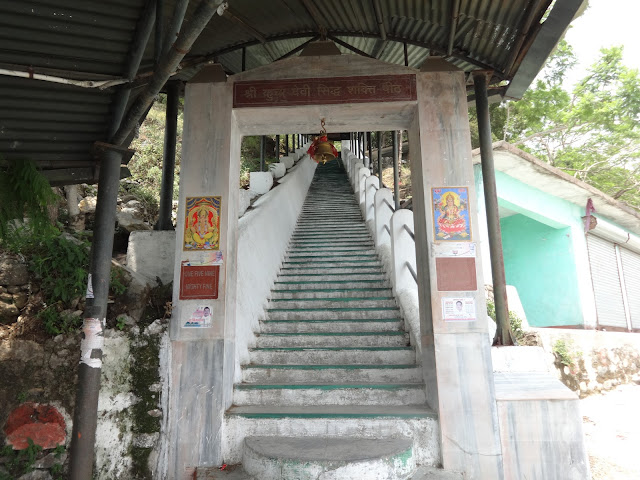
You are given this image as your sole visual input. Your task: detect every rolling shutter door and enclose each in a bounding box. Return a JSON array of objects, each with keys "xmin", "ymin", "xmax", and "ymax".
[
  {"xmin": 587, "ymin": 234, "xmax": 627, "ymax": 329},
  {"xmin": 620, "ymin": 247, "xmax": 640, "ymax": 330}
]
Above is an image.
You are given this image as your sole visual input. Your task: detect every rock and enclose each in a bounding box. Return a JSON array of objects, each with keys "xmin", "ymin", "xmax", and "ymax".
[
  {"xmin": 17, "ymin": 471, "xmax": 52, "ymax": 480},
  {"xmin": 7, "ymin": 285, "xmax": 21, "ymax": 294},
  {"xmin": 0, "ymin": 300, "xmax": 19, "ymax": 318},
  {"xmin": 280, "ymin": 156, "xmax": 294, "ymax": 169},
  {"xmin": 269, "ymin": 162, "xmax": 286, "ymax": 179},
  {"xmin": 147, "ymin": 409, "xmax": 162, "ymax": 418},
  {"xmin": 122, "ymin": 194, "xmax": 138, "ymax": 203},
  {"xmin": 0, "ymin": 286, "xmax": 5, "ymax": 293},
  {"xmin": 33, "ymin": 452, "xmax": 67, "ymax": 469},
  {"xmin": 0, "ymin": 254, "xmax": 29, "ymax": 286},
  {"xmin": 133, "ymin": 432, "xmax": 159, "ymax": 448},
  {"xmin": 579, "ymin": 381, "xmax": 587, "ymax": 392},
  {"xmin": 249, "ymin": 172, "xmax": 273, "ymax": 195},
  {"xmin": 78, "ymin": 196, "xmax": 97, "ymax": 213},
  {"xmin": 116, "ymin": 207, "xmax": 151, "ymax": 232},
  {"xmin": 0, "ymin": 293, "xmax": 13, "ymax": 302},
  {"xmin": 238, "ymin": 189, "xmax": 251, "ymax": 218},
  {"xmin": 603, "ymin": 379, "xmax": 613, "ymax": 390},
  {"xmin": 3, "ymin": 403, "xmax": 66, "ymax": 450},
  {"xmin": 145, "ymin": 319, "xmax": 164, "ymax": 336},
  {"xmin": 13, "ymin": 292, "xmax": 29, "ymax": 310}
]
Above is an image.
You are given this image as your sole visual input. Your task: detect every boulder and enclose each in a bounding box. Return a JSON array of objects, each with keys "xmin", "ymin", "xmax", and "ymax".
[
  {"xmin": 116, "ymin": 205, "xmax": 151, "ymax": 232},
  {"xmin": 0, "ymin": 254, "xmax": 29, "ymax": 286},
  {"xmin": 78, "ymin": 196, "xmax": 97, "ymax": 214},
  {"xmin": 0, "ymin": 300, "xmax": 19, "ymax": 319},
  {"xmin": 249, "ymin": 172, "xmax": 273, "ymax": 195},
  {"xmin": 12, "ymin": 292, "xmax": 29, "ymax": 310},
  {"xmin": 269, "ymin": 162, "xmax": 286, "ymax": 179},
  {"xmin": 238, "ymin": 189, "xmax": 251, "ymax": 218},
  {"xmin": 3, "ymin": 403, "xmax": 66, "ymax": 450}
]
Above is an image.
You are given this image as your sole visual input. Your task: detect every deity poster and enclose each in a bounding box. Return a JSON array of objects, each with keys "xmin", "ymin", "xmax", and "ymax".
[
  {"xmin": 183, "ymin": 196, "xmax": 221, "ymax": 251},
  {"xmin": 432, "ymin": 187, "xmax": 471, "ymax": 241}
]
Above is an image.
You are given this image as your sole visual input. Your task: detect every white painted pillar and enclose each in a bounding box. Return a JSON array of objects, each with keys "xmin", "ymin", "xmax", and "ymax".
[
  {"xmin": 390, "ymin": 209, "xmax": 417, "ymax": 296},
  {"xmin": 357, "ymin": 166, "xmax": 370, "ymax": 216},
  {"xmin": 374, "ymin": 188, "xmax": 394, "ymax": 248},
  {"xmin": 409, "ymin": 69, "xmax": 503, "ymax": 478},
  {"xmin": 364, "ymin": 175, "xmax": 379, "ymax": 228},
  {"xmin": 168, "ymin": 69, "xmax": 241, "ymax": 478},
  {"xmin": 352, "ymin": 161, "xmax": 364, "ymax": 191}
]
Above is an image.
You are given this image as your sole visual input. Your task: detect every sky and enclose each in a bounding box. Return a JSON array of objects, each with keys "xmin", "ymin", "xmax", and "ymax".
[{"xmin": 562, "ymin": 0, "xmax": 640, "ymax": 87}]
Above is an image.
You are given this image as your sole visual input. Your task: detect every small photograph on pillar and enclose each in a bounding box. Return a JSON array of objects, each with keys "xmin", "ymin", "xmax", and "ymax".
[
  {"xmin": 184, "ymin": 305, "xmax": 213, "ymax": 328},
  {"xmin": 432, "ymin": 187, "xmax": 471, "ymax": 241},
  {"xmin": 183, "ymin": 196, "xmax": 221, "ymax": 250}
]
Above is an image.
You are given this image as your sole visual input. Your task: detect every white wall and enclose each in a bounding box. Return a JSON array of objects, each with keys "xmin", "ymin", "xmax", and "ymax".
[{"xmin": 235, "ymin": 155, "xmax": 317, "ymax": 381}]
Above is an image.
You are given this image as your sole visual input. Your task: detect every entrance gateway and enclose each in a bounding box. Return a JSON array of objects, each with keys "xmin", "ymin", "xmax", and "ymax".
[{"xmin": 167, "ymin": 54, "xmax": 501, "ymax": 478}]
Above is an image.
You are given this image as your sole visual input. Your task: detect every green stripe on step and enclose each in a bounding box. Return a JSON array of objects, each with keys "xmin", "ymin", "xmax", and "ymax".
[
  {"xmin": 243, "ymin": 364, "xmax": 418, "ymax": 370},
  {"xmin": 267, "ymin": 307, "xmax": 399, "ymax": 312},
  {"xmin": 251, "ymin": 347, "xmax": 413, "ymax": 351},
  {"xmin": 235, "ymin": 383, "xmax": 422, "ymax": 390},
  {"xmin": 259, "ymin": 331, "xmax": 405, "ymax": 336},
  {"xmin": 270, "ymin": 297, "xmax": 394, "ymax": 302}
]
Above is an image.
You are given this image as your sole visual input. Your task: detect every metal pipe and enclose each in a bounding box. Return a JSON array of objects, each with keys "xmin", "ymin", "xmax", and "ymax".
[
  {"xmin": 392, "ymin": 130, "xmax": 400, "ymax": 209},
  {"xmin": 406, "ymin": 262, "xmax": 418, "ymax": 284},
  {"xmin": 383, "ymin": 198, "xmax": 394, "ymax": 212},
  {"xmin": 447, "ymin": 0, "xmax": 462, "ymax": 56},
  {"xmin": 163, "ymin": 0, "xmax": 190, "ymax": 55},
  {"xmin": 155, "ymin": 0, "xmax": 167, "ymax": 64},
  {"xmin": 284, "ymin": 134, "xmax": 289, "ymax": 155},
  {"xmin": 403, "ymin": 42, "xmax": 409, "ymax": 66},
  {"xmin": 377, "ymin": 131, "xmax": 382, "ymax": 188},
  {"xmin": 69, "ymin": 147, "xmax": 124, "ymax": 479},
  {"xmin": 275, "ymin": 134, "xmax": 280, "ymax": 159},
  {"xmin": 241, "ymin": 47, "xmax": 246, "ymax": 71},
  {"xmin": 473, "ymin": 71, "xmax": 513, "ymax": 346},
  {"xmin": 155, "ymin": 82, "xmax": 180, "ymax": 230},
  {"xmin": 372, "ymin": 0, "xmax": 387, "ymax": 41},
  {"xmin": 403, "ymin": 223, "xmax": 415, "ymax": 240},
  {"xmin": 260, "ymin": 135, "xmax": 265, "ymax": 171},
  {"xmin": 367, "ymin": 132, "xmax": 373, "ymax": 170},
  {"xmin": 112, "ymin": 0, "xmax": 225, "ymax": 146}
]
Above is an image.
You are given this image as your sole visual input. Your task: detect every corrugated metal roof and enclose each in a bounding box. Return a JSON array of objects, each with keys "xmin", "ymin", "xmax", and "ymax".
[{"xmin": 0, "ymin": 0, "xmax": 583, "ymax": 184}]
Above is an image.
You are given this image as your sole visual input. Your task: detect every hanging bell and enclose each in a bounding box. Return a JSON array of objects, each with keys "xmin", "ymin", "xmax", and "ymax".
[{"xmin": 313, "ymin": 140, "xmax": 336, "ymax": 164}]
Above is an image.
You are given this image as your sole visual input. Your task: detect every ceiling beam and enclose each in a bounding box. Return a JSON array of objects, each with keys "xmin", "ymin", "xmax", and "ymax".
[
  {"xmin": 447, "ymin": 0, "xmax": 462, "ymax": 56},
  {"xmin": 502, "ymin": 0, "xmax": 547, "ymax": 77},
  {"xmin": 276, "ymin": 35, "xmax": 320, "ymax": 61},
  {"xmin": 300, "ymin": 0, "xmax": 326, "ymax": 32},
  {"xmin": 327, "ymin": 35, "xmax": 374, "ymax": 59},
  {"xmin": 222, "ymin": 7, "xmax": 276, "ymax": 61}
]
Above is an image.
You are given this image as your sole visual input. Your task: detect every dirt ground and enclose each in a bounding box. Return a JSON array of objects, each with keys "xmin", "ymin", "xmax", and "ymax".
[{"xmin": 581, "ymin": 383, "xmax": 640, "ymax": 479}]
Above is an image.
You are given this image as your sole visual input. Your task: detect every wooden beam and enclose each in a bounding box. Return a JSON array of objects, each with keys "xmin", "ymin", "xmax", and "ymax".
[{"xmin": 327, "ymin": 35, "xmax": 374, "ymax": 59}]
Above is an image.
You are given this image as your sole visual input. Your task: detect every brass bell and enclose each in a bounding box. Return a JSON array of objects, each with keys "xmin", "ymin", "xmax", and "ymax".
[{"xmin": 313, "ymin": 140, "xmax": 336, "ymax": 164}]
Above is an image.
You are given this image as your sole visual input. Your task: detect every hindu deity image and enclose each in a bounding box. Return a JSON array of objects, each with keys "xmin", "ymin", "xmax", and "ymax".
[
  {"xmin": 432, "ymin": 187, "xmax": 471, "ymax": 241},
  {"xmin": 183, "ymin": 196, "xmax": 221, "ymax": 250}
]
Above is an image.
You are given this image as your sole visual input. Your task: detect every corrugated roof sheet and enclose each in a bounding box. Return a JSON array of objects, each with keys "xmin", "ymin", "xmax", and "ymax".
[{"xmin": 0, "ymin": 0, "xmax": 582, "ymax": 184}]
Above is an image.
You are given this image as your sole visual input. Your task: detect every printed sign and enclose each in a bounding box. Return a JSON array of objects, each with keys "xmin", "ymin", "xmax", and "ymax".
[
  {"xmin": 233, "ymin": 74, "xmax": 417, "ymax": 108},
  {"xmin": 442, "ymin": 297, "xmax": 476, "ymax": 322},
  {"xmin": 184, "ymin": 196, "xmax": 221, "ymax": 251},
  {"xmin": 184, "ymin": 305, "xmax": 213, "ymax": 328},
  {"xmin": 432, "ymin": 242, "xmax": 476, "ymax": 258},
  {"xmin": 179, "ymin": 263, "xmax": 220, "ymax": 300},
  {"xmin": 432, "ymin": 187, "xmax": 471, "ymax": 241}
]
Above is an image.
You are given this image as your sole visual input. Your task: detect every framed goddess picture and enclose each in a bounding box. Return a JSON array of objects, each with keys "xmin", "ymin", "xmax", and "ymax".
[
  {"xmin": 432, "ymin": 187, "xmax": 472, "ymax": 241},
  {"xmin": 183, "ymin": 196, "xmax": 222, "ymax": 250}
]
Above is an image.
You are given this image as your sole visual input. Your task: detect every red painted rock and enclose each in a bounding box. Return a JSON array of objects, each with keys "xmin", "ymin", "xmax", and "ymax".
[{"xmin": 3, "ymin": 403, "xmax": 66, "ymax": 450}]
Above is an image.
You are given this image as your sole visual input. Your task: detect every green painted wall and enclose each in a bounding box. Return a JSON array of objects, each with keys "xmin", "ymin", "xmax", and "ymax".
[{"xmin": 500, "ymin": 214, "xmax": 584, "ymax": 327}]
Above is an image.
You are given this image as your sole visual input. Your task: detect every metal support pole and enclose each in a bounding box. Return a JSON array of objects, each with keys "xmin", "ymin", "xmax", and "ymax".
[
  {"xmin": 260, "ymin": 135, "xmax": 265, "ymax": 171},
  {"xmin": 392, "ymin": 130, "xmax": 400, "ymax": 209},
  {"xmin": 241, "ymin": 46, "xmax": 246, "ymax": 72},
  {"xmin": 155, "ymin": 82, "xmax": 179, "ymax": 230},
  {"xmin": 377, "ymin": 131, "xmax": 382, "ymax": 188},
  {"xmin": 275, "ymin": 134, "xmax": 280, "ymax": 159},
  {"xmin": 473, "ymin": 71, "xmax": 513, "ymax": 346},
  {"xmin": 69, "ymin": 147, "xmax": 124, "ymax": 479},
  {"xmin": 367, "ymin": 132, "xmax": 373, "ymax": 170},
  {"xmin": 284, "ymin": 134, "xmax": 289, "ymax": 155}
]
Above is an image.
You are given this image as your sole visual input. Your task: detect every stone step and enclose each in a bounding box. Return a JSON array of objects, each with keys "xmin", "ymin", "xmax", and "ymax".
[
  {"xmin": 288, "ymin": 245, "xmax": 373, "ymax": 252},
  {"xmin": 278, "ymin": 267, "xmax": 383, "ymax": 275},
  {"xmin": 286, "ymin": 249, "xmax": 377, "ymax": 258},
  {"xmin": 256, "ymin": 331, "xmax": 409, "ymax": 348},
  {"xmin": 260, "ymin": 319, "xmax": 402, "ymax": 333},
  {"xmin": 267, "ymin": 308, "xmax": 400, "ymax": 321},
  {"xmin": 249, "ymin": 346, "xmax": 415, "ymax": 364},
  {"xmin": 242, "ymin": 436, "xmax": 415, "ymax": 480},
  {"xmin": 281, "ymin": 259, "xmax": 382, "ymax": 267},
  {"xmin": 290, "ymin": 231, "xmax": 370, "ymax": 237},
  {"xmin": 267, "ymin": 298, "xmax": 396, "ymax": 309},
  {"xmin": 241, "ymin": 364, "xmax": 422, "ymax": 383},
  {"xmin": 234, "ymin": 382, "xmax": 426, "ymax": 406},
  {"xmin": 275, "ymin": 273, "xmax": 386, "ymax": 283},
  {"xmin": 223, "ymin": 406, "xmax": 439, "ymax": 465},
  {"xmin": 270, "ymin": 288, "xmax": 392, "ymax": 299},
  {"xmin": 273, "ymin": 280, "xmax": 391, "ymax": 290}
]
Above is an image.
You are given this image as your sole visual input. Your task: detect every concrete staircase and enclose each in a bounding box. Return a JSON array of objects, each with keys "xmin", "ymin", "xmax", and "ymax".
[{"xmin": 225, "ymin": 161, "xmax": 442, "ymax": 479}]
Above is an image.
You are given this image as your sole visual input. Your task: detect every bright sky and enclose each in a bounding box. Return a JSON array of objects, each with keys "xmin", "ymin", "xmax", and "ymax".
[{"xmin": 563, "ymin": 0, "xmax": 640, "ymax": 87}]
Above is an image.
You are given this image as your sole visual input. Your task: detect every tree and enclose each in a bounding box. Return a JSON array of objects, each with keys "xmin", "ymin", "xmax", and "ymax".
[{"xmin": 471, "ymin": 40, "xmax": 640, "ymax": 210}]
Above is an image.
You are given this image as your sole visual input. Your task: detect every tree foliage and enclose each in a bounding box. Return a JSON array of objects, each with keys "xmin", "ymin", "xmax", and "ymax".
[{"xmin": 471, "ymin": 40, "xmax": 640, "ymax": 210}]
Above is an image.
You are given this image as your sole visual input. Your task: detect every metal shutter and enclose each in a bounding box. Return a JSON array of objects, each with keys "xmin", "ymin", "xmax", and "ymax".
[
  {"xmin": 620, "ymin": 247, "xmax": 640, "ymax": 329},
  {"xmin": 587, "ymin": 235, "xmax": 627, "ymax": 329}
]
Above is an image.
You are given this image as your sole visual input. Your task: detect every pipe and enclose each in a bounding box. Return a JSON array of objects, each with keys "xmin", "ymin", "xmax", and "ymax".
[
  {"xmin": 473, "ymin": 71, "xmax": 513, "ymax": 346},
  {"xmin": 403, "ymin": 42, "xmax": 409, "ymax": 66},
  {"xmin": 392, "ymin": 130, "xmax": 400, "ymax": 209},
  {"xmin": 0, "ymin": 68, "xmax": 129, "ymax": 90},
  {"xmin": 275, "ymin": 134, "xmax": 280, "ymax": 159},
  {"xmin": 241, "ymin": 47, "xmax": 246, "ymax": 71},
  {"xmin": 260, "ymin": 135, "xmax": 265, "ymax": 171},
  {"xmin": 284, "ymin": 134, "xmax": 289, "ymax": 155},
  {"xmin": 155, "ymin": 82, "xmax": 180, "ymax": 230},
  {"xmin": 163, "ymin": 0, "xmax": 190, "ymax": 55},
  {"xmin": 447, "ymin": 0, "xmax": 462, "ymax": 56},
  {"xmin": 69, "ymin": 147, "xmax": 124, "ymax": 479},
  {"xmin": 377, "ymin": 131, "xmax": 382, "ymax": 188},
  {"xmin": 367, "ymin": 132, "xmax": 373, "ymax": 171},
  {"xmin": 372, "ymin": 0, "xmax": 387, "ymax": 41},
  {"xmin": 111, "ymin": 0, "xmax": 226, "ymax": 146}
]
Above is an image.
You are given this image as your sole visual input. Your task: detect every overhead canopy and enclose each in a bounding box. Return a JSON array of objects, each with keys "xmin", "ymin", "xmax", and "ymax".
[{"xmin": 0, "ymin": 0, "xmax": 586, "ymax": 184}]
